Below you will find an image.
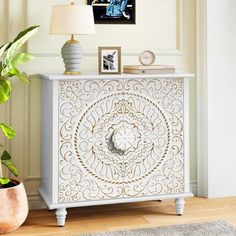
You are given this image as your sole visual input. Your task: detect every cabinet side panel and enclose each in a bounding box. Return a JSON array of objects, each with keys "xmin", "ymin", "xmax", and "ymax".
[
  {"xmin": 40, "ymin": 79, "xmax": 55, "ymax": 205},
  {"xmin": 184, "ymin": 79, "xmax": 190, "ymax": 192}
]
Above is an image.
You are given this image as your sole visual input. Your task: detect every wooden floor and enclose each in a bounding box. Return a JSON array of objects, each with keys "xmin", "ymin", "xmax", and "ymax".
[{"xmin": 9, "ymin": 197, "xmax": 236, "ymax": 236}]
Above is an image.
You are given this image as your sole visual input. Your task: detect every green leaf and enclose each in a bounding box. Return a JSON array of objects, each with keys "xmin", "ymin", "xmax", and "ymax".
[
  {"xmin": 8, "ymin": 68, "xmax": 19, "ymax": 77},
  {"xmin": 4, "ymin": 26, "xmax": 39, "ymax": 64},
  {"xmin": 2, "ymin": 60, "xmax": 31, "ymax": 82},
  {"xmin": 16, "ymin": 72, "xmax": 30, "ymax": 83},
  {"xmin": 0, "ymin": 43, "xmax": 10, "ymax": 58},
  {"xmin": 0, "ymin": 178, "xmax": 10, "ymax": 185},
  {"xmin": 1, "ymin": 151, "xmax": 18, "ymax": 177},
  {"xmin": 0, "ymin": 79, "xmax": 11, "ymax": 104},
  {"xmin": 1, "ymin": 150, "xmax": 11, "ymax": 160},
  {"xmin": 12, "ymin": 25, "xmax": 40, "ymax": 45},
  {"xmin": 3, "ymin": 43, "xmax": 18, "ymax": 66},
  {"xmin": 3, "ymin": 65, "xmax": 19, "ymax": 77},
  {"xmin": 0, "ymin": 123, "xmax": 16, "ymax": 139},
  {"xmin": 0, "ymin": 62, "xmax": 3, "ymax": 73},
  {"xmin": 1, "ymin": 159, "xmax": 18, "ymax": 177},
  {"xmin": 1, "ymin": 65, "xmax": 11, "ymax": 77},
  {"xmin": 1, "ymin": 63, "xmax": 19, "ymax": 78},
  {"xmin": 11, "ymin": 53, "xmax": 34, "ymax": 67}
]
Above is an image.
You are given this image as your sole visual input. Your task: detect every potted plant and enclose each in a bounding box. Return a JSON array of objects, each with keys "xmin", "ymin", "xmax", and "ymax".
[{"xmin": 0, "ymin": 25, "xmax": 39, "ymax": 234}]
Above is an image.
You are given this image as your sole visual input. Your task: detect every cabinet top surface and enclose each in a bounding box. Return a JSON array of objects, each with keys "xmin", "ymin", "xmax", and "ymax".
[{"xmin": 39, "ymin": 72, "xmax": 194, "ymax": 81}]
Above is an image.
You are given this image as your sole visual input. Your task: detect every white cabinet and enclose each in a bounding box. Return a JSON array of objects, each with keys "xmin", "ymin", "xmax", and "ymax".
[{"xmin": 39, "ymin": 73, "xmax": 193, "ymax": 226}]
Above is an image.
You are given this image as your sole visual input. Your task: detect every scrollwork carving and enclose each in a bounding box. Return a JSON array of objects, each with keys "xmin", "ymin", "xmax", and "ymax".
[{"xmin": 58, "ymin": 78, "xmax": 184, "ymax": 202}]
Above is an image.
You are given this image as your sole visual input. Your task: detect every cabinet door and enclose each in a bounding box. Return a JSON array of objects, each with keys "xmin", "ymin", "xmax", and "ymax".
[
  {"xmin": 58, "ymin": 79, "xmax": 125, "ymax": 203},
  {"xmin": 120, "ymin": 78, "xmax": 185, "ymax": 197}
]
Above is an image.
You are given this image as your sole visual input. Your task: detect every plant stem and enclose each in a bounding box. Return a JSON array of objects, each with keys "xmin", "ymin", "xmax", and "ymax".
[
  {"xmin": 0, "ymin": 163, "xmax": 2, "ymax": 178},
  {"xmin": 0, "ymin": 142, "xmax": 2, "ymax": 178}
]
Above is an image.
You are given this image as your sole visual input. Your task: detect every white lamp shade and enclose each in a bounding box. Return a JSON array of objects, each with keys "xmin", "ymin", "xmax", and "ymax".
[{"xmin": 50, "ymin": 4, "xmax": 96, "ymax": 35}]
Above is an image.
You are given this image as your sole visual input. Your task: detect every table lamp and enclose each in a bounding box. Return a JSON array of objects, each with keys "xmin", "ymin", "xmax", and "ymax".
[{"xmin": 50, "ymin": 2, "xmax": 96, "ymax": 75}]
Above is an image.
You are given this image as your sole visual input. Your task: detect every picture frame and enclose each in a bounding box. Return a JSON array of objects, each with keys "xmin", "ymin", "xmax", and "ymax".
[
  {"xmin": 87, "ymin": 0, "xmax": 135, "ymax": 24},
  {"xmin": 98, "ymin": 47, "xmax": 121, "ymax": 74}
]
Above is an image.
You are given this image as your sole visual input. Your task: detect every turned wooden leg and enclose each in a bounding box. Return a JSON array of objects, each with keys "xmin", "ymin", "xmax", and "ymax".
[
  {"xmin": 175, "ymin": 198, "xmax": 185, "ymax": 216},
  {"xmin": 55, "ymin": 208, "xmax": 67, "ymax": 226}
]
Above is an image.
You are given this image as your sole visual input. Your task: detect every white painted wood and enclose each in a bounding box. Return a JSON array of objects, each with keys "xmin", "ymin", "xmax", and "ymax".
[
  {"xmin": 26, "ymin": 77, "xmax": 41, "ymax": 181},
  {"xmin": 197, "ymin": 0, "xmax": 236, "ymax": 198},
  {"xmin": 44, "ymin": 193, "xmax": 193, "ymax": 210},
  {"xmin": 39, "ymin": 73, "xmax": 194, "ymax": 80},
  {"xmin": 38, "ymin": 183, "xmax": 196, "ymax": 209},
  {"xmin": 190, "ymin": 180, "xmax": 197, "ymax": 196},
  {"xmin": 175, "ymin": 197, "xmax": 185, "ymax": 215},
  {"xmin": 196, "ymin": 0, "xmax": 209, "ymax": 197},
  {"xmin": 40, "ymin": 79, "xmax": 54, "ymax": 205},
  {"xmin": 40, "ymin": 73, "xmax": 193, "ymax": 225},
  {"xmin": 55, "ymin": 208, "xmax": 67, "ymax": 227},
  {"xmin": 40, "ymin": 79, "xmax": 59, "ymax": 204},
  {"xmin": 0, "ymin": 1, "xmax": 7, "ymax": 44},
  {"xmin": 184, "ymin": 79, "xmax": 190, "ymax": 193}
]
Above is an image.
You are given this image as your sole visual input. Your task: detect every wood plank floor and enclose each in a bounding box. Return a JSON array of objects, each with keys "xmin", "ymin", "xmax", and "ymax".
[{"xmin": 8, "ymin": 197, "xmax": 236, "ymax": 236}]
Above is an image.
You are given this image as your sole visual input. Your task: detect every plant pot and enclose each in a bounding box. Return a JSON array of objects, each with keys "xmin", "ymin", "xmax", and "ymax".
[{"xmin": 0, "ymin": 180, "xmax": 28, "ymax": 234}]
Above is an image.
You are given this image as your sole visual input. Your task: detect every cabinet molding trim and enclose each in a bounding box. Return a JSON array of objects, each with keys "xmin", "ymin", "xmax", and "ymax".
[
  {"xmin": 31, "ymin": 49, "xmax": 183, "ymax": 58},
  {"xmin": 28, "ymin": 181, "xmax": 198, "ymax": 209}
]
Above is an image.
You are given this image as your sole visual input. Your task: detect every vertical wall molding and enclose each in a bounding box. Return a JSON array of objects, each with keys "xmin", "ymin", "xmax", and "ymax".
[
  {"xmin": 24, "ymin": 80, "xmax": 41, "ymax": 181},
  {"xmin": 7, "ymin": 0, "xmax": 13, "ymax": 41},
  {"xmin": 196, "ymin": 0, "xmax": 208, "ymax": 197},
  {"xmin": 22, "ymin": 82, "xmax": 30, "ymax": 181},
  {"xmin": 23, "ymin": 0, "xmax": 36, "ymax": 182},
  {"xmin": 176, "ymin": 0, "xmax": 183, "ymax": 53},
  {"xmin": 6, "ymin": 0, "xmax": 41, "ymax": 184},
  {"xmin": 5, "ymin": 0, "xmax": 15, "ymax": 169}
]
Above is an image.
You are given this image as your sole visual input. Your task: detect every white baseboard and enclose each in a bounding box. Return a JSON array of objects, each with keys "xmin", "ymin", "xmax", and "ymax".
[
  {"xmin": 28, "ymin": 181, "xmax": 198, "ymax": 210},
  {"xmin": 190, "ymin": 180, "xmax": 198, "ymax": 196},
  {"xmin": 28, "ymin": 193, "xmax": 47, "ymax": 209}
]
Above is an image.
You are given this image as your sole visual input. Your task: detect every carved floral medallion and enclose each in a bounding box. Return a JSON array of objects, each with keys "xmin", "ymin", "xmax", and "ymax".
[{"xmin": 58, "ymin": 79, "xmax": 184, "ymax": 203}]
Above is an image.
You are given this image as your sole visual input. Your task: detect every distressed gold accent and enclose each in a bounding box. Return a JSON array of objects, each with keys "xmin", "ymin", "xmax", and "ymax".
[
  {"xmin": 65, "ymin": 34, "xmax": 79, "ymax": 45},
  {"xmin": 65, "ymin": 39, "xmax": 79, "ymax": 44},
  {"xmin": 58, "ymin": 79, "xmax": 184, "ymax": 203},
  {"xmin": 63, "ymin": 71, "xmax": 81, "ymax": 75}
]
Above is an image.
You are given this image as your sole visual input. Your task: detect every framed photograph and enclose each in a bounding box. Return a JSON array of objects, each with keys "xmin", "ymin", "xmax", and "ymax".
[
  {"xmin": 98, "ymin": 47, "xmax": 121, "ymax": 74},
  {"xmin": 88, "ymin": 0, "xmax": 135, "ymax": 24}
]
